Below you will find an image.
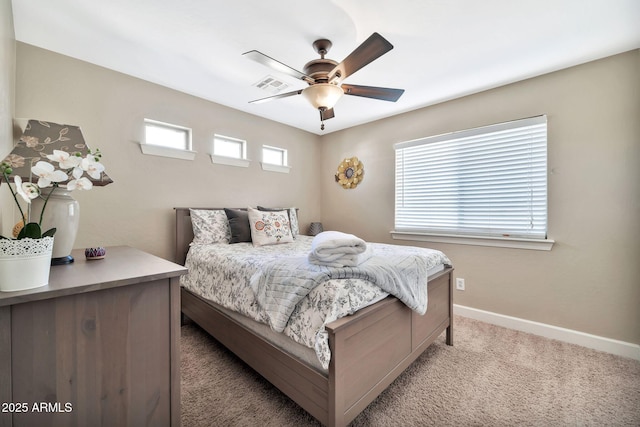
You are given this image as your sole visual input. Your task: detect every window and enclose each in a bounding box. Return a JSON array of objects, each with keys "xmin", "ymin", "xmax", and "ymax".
[
  {"xmin": 211, "ymin": 134, "xmax": 249, "ymax": 167},
  {"xmin": 393, "ymin": 116, "xmax": 553, "ymax": 250},
  {"xmin": 144, "ymin": 119, "xmax": 191, "ymax": 150},
  {"xmin": 261, "ymin": 145, "xmax": 290, "ymax": 173},
  {"xmin": 213, "ymin": 134, "xmax": 246, "ymax": 159},
  {"xmin": 262, "ymin": 145, "xmax": 287, "ymax": 166},
  {"xmin": 140, "ymin": 119, "xmax": 195, "ymax": 160}
]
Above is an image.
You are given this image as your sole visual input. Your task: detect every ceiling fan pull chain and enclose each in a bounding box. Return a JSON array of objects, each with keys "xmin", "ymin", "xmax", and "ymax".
[{"xmin": 319, "ymin": 108, "xmax": 325, "ymax": 131}]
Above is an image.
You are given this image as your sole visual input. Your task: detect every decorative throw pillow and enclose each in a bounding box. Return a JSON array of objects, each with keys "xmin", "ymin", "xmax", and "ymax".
[
  {"xmin": 288, "ymin": 208, "xmax": 300, "ymax": 236},
  {"xmin": 224, "ymin": 208, "xmax": 252, "ymax": 243},
  {"xmin": 257, "ymin": 206, "xmax": 299, "ymax": 237},
  {"xmin": 247, "ymin": 207, "xmax": 294, "ymax": 246},
  {"xmin": 189, "ymin": 209, "xmax": 231, "ymax": 245}
]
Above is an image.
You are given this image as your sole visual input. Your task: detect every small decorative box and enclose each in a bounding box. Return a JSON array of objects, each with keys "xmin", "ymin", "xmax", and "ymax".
[{"xmin": 85, "ymin": 247, "xmax": 106, "ymax": 260}]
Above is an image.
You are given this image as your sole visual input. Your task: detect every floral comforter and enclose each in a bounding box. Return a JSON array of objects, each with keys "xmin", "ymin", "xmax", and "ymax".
[{"xmin": 180, "ymin": 235, "xmax": 450, "ymax": 369}]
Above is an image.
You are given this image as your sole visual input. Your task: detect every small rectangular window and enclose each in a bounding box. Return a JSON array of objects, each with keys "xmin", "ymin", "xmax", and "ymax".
[
  {"xmin": 261, "ymin": 145, "xmax": 290, "ymax": 173},
  {"xmin": 144, "ymin": 119, "xmax": 191, "ymax": 151},
  {"xmin": 210, "ymin": 134, "xmax": 250, "ymax": 167},
  {"xmin": 262, "ymin": 145, "xmax": 287, "ymax": 166},
  {"xmin": 213, "ymin": 134, "xmax": 246, "ymax": 159}
]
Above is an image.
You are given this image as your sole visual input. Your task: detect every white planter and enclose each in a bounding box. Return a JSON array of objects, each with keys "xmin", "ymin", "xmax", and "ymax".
[{"xmin": 0, "ymin": 237, "xmax": 54, "ymax": 292}]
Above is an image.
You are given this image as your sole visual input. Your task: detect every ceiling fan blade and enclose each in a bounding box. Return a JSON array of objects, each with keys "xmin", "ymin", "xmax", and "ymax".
[
  {"xmin": 249, "ymin": 89, "xmax": 303, "ymax": 104},
  {"xmin": 320, "ymin": 108, "xmax": 335, "ymax": 121},
  {"xmin": 341, "ymin": 84, "xmax": 404, "ymax": 102},
  {"xmin": 243, "ymin": 50, "xmax": 310, "ymax": 82},
  {"xmin": 328, "ymin": 33, "xmax": 394, "ymax": 83}
]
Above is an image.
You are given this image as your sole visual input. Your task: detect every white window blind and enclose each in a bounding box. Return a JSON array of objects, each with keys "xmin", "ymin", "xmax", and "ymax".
[{"xmin": 395, "ymin": 116, "xmax": 547, "ymax": 239}]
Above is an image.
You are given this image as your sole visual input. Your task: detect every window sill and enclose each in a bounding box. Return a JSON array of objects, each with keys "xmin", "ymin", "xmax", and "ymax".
[
  {"xmin": 390, "ymin": 231, "xmax": 555, "ymax": 251},
  {"xmin": 260, "ymin": 162, "xmax": 291, "ymax": 174},
  {"xmin": 210, "ymin": 155, "xmax": 250, "ymax": 168},
  {"xmin": 139, "ymin": 143, "xmax": 196, "ymax": 160}
]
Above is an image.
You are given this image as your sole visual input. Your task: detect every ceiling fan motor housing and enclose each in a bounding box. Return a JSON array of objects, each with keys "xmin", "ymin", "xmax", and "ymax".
[{"xmin": 303, "ymin": 59, "xmax": 338, "ymax": 83}]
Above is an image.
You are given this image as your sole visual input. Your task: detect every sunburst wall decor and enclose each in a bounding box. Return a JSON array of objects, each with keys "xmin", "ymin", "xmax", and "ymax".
[{"xmin": 335, "ymin": 156, "xmax": 364, "ymax": 189}]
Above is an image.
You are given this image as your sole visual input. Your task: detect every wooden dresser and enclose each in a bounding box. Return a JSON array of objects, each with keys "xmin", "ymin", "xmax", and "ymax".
[{"xmin": 0, "ymin": 246, "xmax": 187, "ymax": 427}]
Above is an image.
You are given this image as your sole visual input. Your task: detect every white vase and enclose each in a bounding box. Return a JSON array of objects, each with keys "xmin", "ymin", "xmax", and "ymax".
[
  {"xmin": 31, "ymin": 188, "xmax": 79, "ymax": 264},
  {"xmin": 0, "ymin": 237, "xmax": 54, "ymax": 292}
]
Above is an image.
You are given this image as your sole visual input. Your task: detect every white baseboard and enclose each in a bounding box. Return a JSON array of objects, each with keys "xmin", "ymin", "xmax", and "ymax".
[{"xmin": 453, "ymin": 304, "xmax": 640, "ymax": 361}]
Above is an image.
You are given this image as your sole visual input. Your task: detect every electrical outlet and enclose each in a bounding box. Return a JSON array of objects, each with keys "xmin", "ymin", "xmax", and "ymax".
[{"xmin": 456, "ymin": 278, "xmax": 465, "ymax": 291}]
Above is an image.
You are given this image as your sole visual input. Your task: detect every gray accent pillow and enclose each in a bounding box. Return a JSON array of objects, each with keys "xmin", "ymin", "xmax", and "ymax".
[{"xmin": 224, "ymin": 208, "xmax": 252, "ymax": 243}]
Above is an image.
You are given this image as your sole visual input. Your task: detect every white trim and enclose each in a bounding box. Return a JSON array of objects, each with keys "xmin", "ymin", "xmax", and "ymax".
[
  {"xmin": 210, "ymin": 154, "xmax": 250, "ymax": 168},
  {"xmin": 454, "ymin": 304, "xmax": 640, "ymax": 361},
  {"xmin": 391, "ymin": 231, "xmax": 554, "ymax": 251},
  {"xmin": 260, "ymin": 162, "xmax": 291, "ymax": 173},
  {"xmin": 138, "ymin": 142, "xmax": 196, "ymax": 160}
]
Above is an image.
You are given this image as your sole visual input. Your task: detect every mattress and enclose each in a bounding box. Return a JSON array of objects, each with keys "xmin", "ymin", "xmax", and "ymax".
[{"xmin": 180, "ymin": 235, "xmax": 451, "ymax": 370}]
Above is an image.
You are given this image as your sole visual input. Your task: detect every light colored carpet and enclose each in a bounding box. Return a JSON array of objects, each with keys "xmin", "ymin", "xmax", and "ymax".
[{"xmin": 181, "ymin": 316, "xmax": 640, "ymax": 426}]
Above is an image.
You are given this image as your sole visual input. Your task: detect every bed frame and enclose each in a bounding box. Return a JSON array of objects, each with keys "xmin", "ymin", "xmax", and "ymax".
[{"xmin": 175, "ymin": 207, "xmax": 453, "ymax": 427}]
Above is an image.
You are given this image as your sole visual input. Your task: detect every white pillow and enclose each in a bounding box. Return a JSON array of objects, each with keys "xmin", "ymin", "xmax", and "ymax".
[
  {"xmin": 190, "ymin": 209, "xmax": 231, "ymax": 245},
  {"xmin": 247, "ymin": 207, "xmax": 294, "ymax": 246},
  {"xmin": 288, "ymin": 208, "xmax": 300, "ymax": 236},
  {"xmin": 257, "ymin": 206, "xmax": 300, "ymax": 238}
]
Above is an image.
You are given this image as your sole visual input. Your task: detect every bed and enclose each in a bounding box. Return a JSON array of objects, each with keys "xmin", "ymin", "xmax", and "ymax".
[{"xmin": 175, "ymin": 207, "xmax": 454, "ymax": 427}]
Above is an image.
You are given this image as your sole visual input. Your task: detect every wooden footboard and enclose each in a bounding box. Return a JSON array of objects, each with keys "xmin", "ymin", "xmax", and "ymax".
[
  {"xmin": 326, "ymin": 268, "xmax": 452, "ymax": 426},
  {"xmin": 181, "ymin": 267, "xmax": 452, "ymax": 427}
]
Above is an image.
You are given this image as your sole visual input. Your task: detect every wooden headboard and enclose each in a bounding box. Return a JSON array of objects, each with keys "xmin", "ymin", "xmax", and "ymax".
[{"xmin": 174, "ymin": 207, "xmax": 196, "ymax": 265}]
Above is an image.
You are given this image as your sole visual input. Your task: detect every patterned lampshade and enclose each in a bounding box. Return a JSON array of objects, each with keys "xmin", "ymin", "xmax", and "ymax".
[
  {"xmin": 2, "ymin": 119, "xmax": 113, "ymax": 186},
  {"xmin": 308, "ymin": 222, "xmax": 324, "ymax": 236}
]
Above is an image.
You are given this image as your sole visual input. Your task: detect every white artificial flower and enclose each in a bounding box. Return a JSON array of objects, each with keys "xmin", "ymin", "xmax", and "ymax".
[
  {"xmin": 31, "ymin": 161, "xmax": 69, "ymax": 188},
  {"xmin": 80, "ymin": 156, "xmax": 105, "ymax": 180},
  {"xmin": 14, "ymin": 176, "xmax": 39, "ymax": 202},
  {"xmin": 47, "ymin": 149, "xmax": 81, "ymax": 170},
  {"xmin": 66, "ymin": 177, "xmax": 93, "ymax": 191},
  {"xmin": 72, "ymin": 164, "xmax": 84, "ymax": 180}
]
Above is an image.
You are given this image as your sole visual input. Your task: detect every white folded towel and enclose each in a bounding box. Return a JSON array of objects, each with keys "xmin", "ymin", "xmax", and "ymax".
[{"xmin": 308, "ymin": 231, "xmax": 371, "ymax": 267}]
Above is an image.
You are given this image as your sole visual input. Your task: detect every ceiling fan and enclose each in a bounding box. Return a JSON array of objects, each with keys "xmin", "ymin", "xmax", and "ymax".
[{"xmin": 243, "ymin": 33, "xmax": 405, "ymax": 130}]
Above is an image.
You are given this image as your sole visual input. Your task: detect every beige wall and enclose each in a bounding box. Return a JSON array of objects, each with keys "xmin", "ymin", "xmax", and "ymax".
[
  {"xmin": 14, "ymin": 42, "xmax": 322, "ymax": 261},
  {"xmin": 320, "ymin": 50, "xmax": 640, "ymax": 345},
  {"xmin": 0, "ymin": 0, "xmax": 15, "ymax": 235}
]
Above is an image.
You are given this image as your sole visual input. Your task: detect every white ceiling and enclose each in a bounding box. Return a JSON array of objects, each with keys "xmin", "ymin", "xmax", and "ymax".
[{"xmin": 11, "ymin": 0, "xmax": 640, "ymax": 135}]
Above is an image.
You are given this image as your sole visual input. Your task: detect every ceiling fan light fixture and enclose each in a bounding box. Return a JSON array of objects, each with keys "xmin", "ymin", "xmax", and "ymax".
[{"xmin": 301, "ymin": 83, "xmax": 344, "ymax": 110}]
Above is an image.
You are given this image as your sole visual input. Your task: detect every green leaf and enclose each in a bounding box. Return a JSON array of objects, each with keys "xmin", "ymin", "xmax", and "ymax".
[
  {"xmin": 18, "ymin": 223, "xmax": 42, "ymax": 239},
  {"xmin": 42, "ymin": 228, "xmax": 57, "ymax": 237}
]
